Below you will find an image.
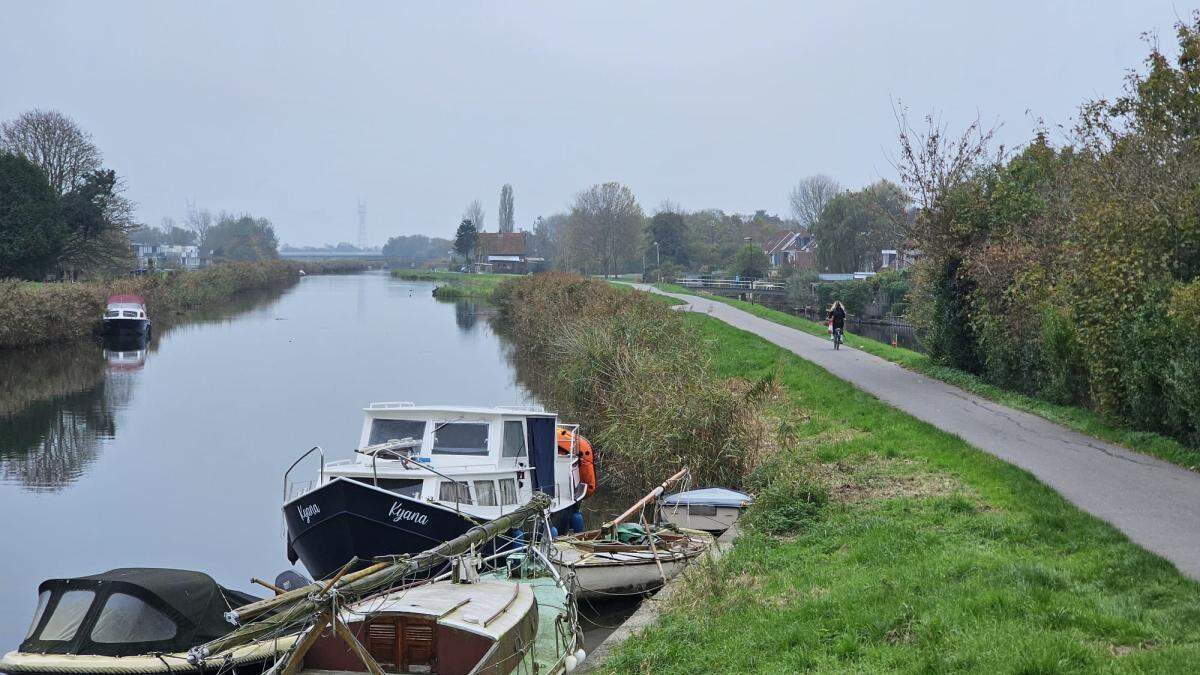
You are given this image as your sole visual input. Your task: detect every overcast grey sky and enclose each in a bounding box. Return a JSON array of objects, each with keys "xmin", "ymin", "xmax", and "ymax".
[{"xmin": 0, "ymin": 2, "xmax": 1186, "ymax": 246}]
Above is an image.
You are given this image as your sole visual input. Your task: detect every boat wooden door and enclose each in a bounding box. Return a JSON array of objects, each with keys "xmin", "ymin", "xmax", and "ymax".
[{"xmin": 364, "ymin": 616, "xmax": 437, "ymax": 673}]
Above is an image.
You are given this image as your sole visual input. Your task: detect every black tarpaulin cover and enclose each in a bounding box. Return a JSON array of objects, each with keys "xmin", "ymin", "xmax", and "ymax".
[{"xmin": 19, "ymin": 568, "xmax": 259, "ymax": 657}]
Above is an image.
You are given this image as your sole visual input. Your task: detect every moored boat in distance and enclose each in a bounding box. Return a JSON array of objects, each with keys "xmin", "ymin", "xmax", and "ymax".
[
  {"xmin": 283, "ymin": 403, "xmax": 596, "ymax": 580},
  {"xmin": 101, "ymin": 295, "xmax": 151, "ymax": 336}
]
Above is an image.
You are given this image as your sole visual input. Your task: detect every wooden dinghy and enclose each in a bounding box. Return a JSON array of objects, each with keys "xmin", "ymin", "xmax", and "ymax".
[
  {"xmin": 550, "ymin": 525, "xmax": 712, "ymax": 599},
  {"xmin": 551, "ymin": 468, "xmax": 713, "ymax": 599}
]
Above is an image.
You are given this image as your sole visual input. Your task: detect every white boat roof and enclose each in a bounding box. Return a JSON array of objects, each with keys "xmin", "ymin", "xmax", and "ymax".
[
  {"xmin": 363, "ymin": 402, "xmax": 552, "ymax": 416},
  {"xmin": 347, "ymin": 579, "xmax": 533, "ymax": 640},
  {"xmin": 106, "ymin": 302, "xmax": 145, "ymax": 310},
  {"xmin": 661, "ymin": 488, "xmax": 753, "ymax": 508}
]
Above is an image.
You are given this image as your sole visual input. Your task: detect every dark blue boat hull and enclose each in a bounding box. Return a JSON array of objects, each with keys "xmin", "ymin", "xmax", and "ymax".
[{"xmin": 284, "ymin": 477, "xmax": 577, "ymax": 580}]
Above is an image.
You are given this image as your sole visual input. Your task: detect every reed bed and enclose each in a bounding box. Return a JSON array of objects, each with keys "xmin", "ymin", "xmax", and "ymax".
[
  {"xmin": 0, "ymin": 261, "xmax": 300, "ymax": 349},
  {"xmin": 494, "ymin": 273, "xmax": 771, "ymax": 493}
]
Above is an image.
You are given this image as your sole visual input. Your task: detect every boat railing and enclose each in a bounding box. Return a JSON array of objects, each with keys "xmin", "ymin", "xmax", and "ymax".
[
  {"xmin": 283, "ymin": 446, "xmax": 324, "ymax": 502},
  {"xmin": 367, "ymin": 401, "xmax": 416, "ymax": 409},
  {"xmin": 496, "ymin": 403, "xmax": 547, "ymax": 413}
]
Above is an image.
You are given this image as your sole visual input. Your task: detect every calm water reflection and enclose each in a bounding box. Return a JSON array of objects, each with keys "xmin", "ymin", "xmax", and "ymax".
[{"xmin": 0, "ymin": 272, "xmax": 534, "ymax": 650}]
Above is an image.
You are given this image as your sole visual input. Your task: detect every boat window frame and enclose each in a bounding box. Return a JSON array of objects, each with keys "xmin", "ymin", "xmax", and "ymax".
[
  {"xmin": 439, "ymin": 480, "xmax": 472, "ymax": 505},
  {"xmin": 474, "ymin": 480, "xmax": 498, "ymax": 506},
  {"xmin": 367, "ymin": 418, "xmax": 428, "ymax": 449},
  {"xmin": 430, "ymin": 421, "xmax": 490, "ymax": 456},
  {"xmin": 89, "ymin": 592, "xmax": 178, "ymax": 644},
  {"xmin": 24, "ymin": 590, "xmax": 51, "ymax": 640},
  {"xmin": 498, "ymin": 477, "xmax": 518, "ymax": 506},
  {"xmin": 501, "ymin": 420, "xmax": 527, "ymax": 458},
  {"xmin": 36, "ymin": 589, "xmax": 97, "ymax": 642}
]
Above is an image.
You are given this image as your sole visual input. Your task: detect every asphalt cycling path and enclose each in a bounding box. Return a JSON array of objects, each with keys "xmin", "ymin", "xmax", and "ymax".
[{"xmin": 638, "ymin": 285, "xmax": 1200, "ymax": 580}]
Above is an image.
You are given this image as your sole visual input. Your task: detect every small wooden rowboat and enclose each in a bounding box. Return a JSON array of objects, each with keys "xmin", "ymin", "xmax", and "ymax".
[
  {"xmin": 551, "ymin": 468, "xmax": 713, "ymax": 598},
  {"xmin": 550, "ymin": 525, "xmax": 712, "ymax": 599}
]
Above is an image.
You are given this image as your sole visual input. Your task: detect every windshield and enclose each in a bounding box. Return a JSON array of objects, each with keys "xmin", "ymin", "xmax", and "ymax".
[
  {"xmin": 38, "ymin": 590, "xmax": 95, "ymax": 641},
  {"xmin": 368, "ymin": 419, "xmax": 426, "ymax": 446},
  {"xmin": 432, "ymin": 423, "xmax": 489, "ymax": 455}
]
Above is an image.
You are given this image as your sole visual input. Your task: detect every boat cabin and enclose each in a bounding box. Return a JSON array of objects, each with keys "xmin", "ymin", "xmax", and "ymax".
[
  {"xmin": 14, "ymin": 568, "xmax": 257, "ymax": 658},
  {"xmin": 302, "ymin": 579, "xmax": 538, "ymax": 674},
  {"xmin": 316, "ymin": 404, "xmax": 583, "ymax": 519}
]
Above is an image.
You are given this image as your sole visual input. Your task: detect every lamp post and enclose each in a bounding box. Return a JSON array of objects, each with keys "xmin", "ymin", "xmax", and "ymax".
[{"xmin": 653, "ymin": 241, "xmax": 660, "ymax": 266}]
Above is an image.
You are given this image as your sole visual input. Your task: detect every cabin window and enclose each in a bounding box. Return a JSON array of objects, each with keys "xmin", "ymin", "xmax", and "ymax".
[
  {"xmin": 499, "ymin": 478, "xmax": 518, "ymax": 506},
  {"xmin": 105, "ymin": 310, "xmax": 120, "ymax": 318},
  {"xmin": 24, "ymin": 591, "xmax": 50, "ymax": 639},
  {"xmin": 502, "ymin": 421, "xmax": 526, "ymax": 458},
  {"xmin": 91, "ymin": 593, "xmax": 177, "ymax": 643},
  {"xmin": 368, "ymin": 419, "xmax": 426, "ymax": 447},
  {"xmin": 39, "ymin": 590, "xmax": 95, "ymax": 641},
  {"xmin": 439, "ymin": 481, "xmax": 472, "ymax": 504},
  {"xmin": 474, "ymin": 480, "xmax": 497, "ymax": 506},
  {"xmin": 432, "ymin": 423, "xmax": 488, "ymax": 456},
  {"xmin": 122, "ymin": 310, "xmax": 138, "ymax": 318}
]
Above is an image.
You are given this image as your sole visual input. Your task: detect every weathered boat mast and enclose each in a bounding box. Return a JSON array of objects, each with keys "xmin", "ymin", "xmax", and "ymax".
[{"xmin": 188, "ymin": 493, "xmax": 552, "ymax": 671}]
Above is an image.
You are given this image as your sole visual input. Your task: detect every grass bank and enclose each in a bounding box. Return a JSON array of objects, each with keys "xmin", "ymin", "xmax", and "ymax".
[
  {"xmin": 391, "ymin": 269, "xmax": 510, "ymax": 300},
  {"xmin": 599, "ymin": 313, "xmax": 1200, "ymax": 673},
  {"xmin": 654, "ymin": 283, "xmax": 1200, "ymax": 471},
  {"xmin": 0, "ymin": 260, "xmax": 304, "ymax": 350}
]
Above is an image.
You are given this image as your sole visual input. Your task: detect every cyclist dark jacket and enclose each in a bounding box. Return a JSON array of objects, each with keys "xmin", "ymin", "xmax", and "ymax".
[{"xmin": 828, "ymin": 305, "xmax": 847, "ymax": 330}]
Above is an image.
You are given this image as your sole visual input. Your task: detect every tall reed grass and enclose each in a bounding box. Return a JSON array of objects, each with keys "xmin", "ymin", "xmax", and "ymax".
[{"xmin": 494, "ymin": 273, "xmax": 771, "ymax": 493}]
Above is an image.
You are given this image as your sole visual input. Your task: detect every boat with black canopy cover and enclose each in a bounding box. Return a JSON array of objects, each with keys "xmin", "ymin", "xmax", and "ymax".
[{"xmin": 1, "ymin": 568, "xmax": 296, "ymax": 674}]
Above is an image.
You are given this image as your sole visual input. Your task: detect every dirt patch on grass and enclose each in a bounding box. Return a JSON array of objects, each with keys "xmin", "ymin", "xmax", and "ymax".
[{"xmin": 815, "ymin": 457, "xmax": 970, "ymax": 504}]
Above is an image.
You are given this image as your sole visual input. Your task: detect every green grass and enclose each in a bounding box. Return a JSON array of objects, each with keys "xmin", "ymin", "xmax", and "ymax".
[
  {"xmin": 391, "ymin": 269, "xmax": 511, "ymax": 299},
  {"xmin": 652, "ymin": 283, "xmax": 1200, "ymax": 472},
  {"xmin": 600, "ymin": 313, "xmax": 1200, "ymax": 673}
]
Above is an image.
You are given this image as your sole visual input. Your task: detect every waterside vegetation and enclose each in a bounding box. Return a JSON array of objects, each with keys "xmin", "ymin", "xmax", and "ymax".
[
  {"xmin": 391, "ymin": 269, "xmax": 509, "ymax": 300},
  {"xmin": 494, "ymin": 273, "xmax": 771, "ymax": 493},
  {"xmin": 598, "ymin": 313, "xmax": 1200, "ymax": 673}
]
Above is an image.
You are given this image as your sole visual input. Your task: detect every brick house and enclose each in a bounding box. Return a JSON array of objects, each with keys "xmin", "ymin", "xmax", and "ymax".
[{"xmin": 475, "ymin": 232, "xmax": 531, "ymax": 274}]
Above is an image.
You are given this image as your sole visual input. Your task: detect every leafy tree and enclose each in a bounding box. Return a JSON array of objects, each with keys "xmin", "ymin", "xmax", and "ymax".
[
  {"xmin": 0, "ymin": 109, "xmax": 101, "ymax": 195},
  {"xmin": 811, "ymin": 181, "xmax": 907, "ymax": 273},
  {"xmin": 646, "ymin": 210, "xmax": 688, "ymax": 266},
  {"xmin": 131, "ymin": 218, "xmax": 197, "ymax": 246},
  {"xmin": 530, "ymin": 213, "xmax": 567, "ymax": 267},
  {"xmin": 0, "ymin": 153, "xmax": 64, "ymax": 279},
  {"xmin": 202, "ymin": 214, "xmax": 279, "ymax": 261},
  {"xmin": 57, "ymin": 169, "xmax": 135, "ymax": 276},
  {"xmin": 733, "ymin": 244, "xmax": 768, "ymax": 278},
  {"xmin": 564, "ymin": 182, "xmax": 643, "ymax": 276},
  {"xmin": 498, "ymin": 184, "xmax": 514, "ymax": 233},
  {"xmin": 453, "ymin": 218, "xmax": 478, "ymax": 260},
  {"xmin": 382, "ymin": 234, "xmax": 453, "ymax": 260}
]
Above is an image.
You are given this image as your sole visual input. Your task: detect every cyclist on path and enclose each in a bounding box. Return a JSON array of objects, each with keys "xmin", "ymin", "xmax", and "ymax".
[{"xmin": 827, "ymin": 301, "xmax": 847, "ymax": 347}]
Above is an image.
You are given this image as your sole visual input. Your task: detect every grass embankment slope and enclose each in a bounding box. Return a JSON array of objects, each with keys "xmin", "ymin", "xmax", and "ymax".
[
  {"xmin": 391, "ymin": 269, "xmax": 511, "ymax": 300},
  {"xmin": 0, "ymin": 261, "xmax": 315, "ymax": 350},
  {"xmin": 600, "ymin": 313, "xmax": 1200, "ymax": 673},
  {"xmin": 653, "ymin": 283, "xmax": 1200, "ymax": 472}
]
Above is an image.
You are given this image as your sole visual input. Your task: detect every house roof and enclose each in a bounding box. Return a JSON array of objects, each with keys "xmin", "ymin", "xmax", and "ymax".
[
  {"xmin": 477, "ymin": 232, "xmax": 528, "ymax": 256},
  {"xmin": 764, "ymin": 229, "xmax": 811, "ymax": 255}
]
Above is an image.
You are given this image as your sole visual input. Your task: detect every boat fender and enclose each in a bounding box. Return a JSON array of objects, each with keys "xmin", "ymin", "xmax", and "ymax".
[
  {"xmin": 570, "ymin": 511, "xmax": 586, "ymax": 533},
  {"xmin": 550, "ymin": 526, "xmax": 558, "ymax": 538},
  {"xmin": 564, "ymin": 655, "xmax": 578, "ymax": 672},
  {"xmin": 575, "ymin": 649, "xmax": 587, "ymax": 664}
]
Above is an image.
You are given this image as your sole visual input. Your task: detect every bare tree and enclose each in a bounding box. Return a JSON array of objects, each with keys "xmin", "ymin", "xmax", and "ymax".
[
  {"xmin": 463, "ymin": 199, "xmax": 486, "ymax": 232},
  {"xmin": 889, "ymin": 104, "xmax": 1001, "ymax": 252},
  {"xmin": 788, "ymin": 174, "xmax": 840, "ymax": 229},
  {"xmin": 0, "ymin": 109, "xmax": 102, "ymax": 195},
  {"xmin": 564, "ymin": 182, "xmax": 644, "ymax": 276},
  {"xmin": 498, "ymin": 184, "xmax": 514, "ymax": 233},
  {"xmin": 184, "ymin": 200, "xmax": 215, "ymax": 244}
]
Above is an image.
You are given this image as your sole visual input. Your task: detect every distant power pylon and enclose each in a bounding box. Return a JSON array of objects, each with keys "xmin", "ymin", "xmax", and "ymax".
[{"xmin": 357, "ymin": 200, "xmax": 367, "ymax": 250}]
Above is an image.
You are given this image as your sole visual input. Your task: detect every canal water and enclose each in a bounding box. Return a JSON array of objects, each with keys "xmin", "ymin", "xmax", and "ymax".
[{"xmin": 0, "ymin": 271, "xmax": 633, "ymax": 653}]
